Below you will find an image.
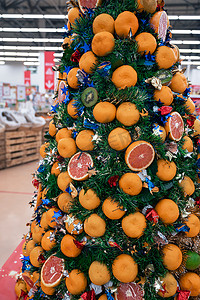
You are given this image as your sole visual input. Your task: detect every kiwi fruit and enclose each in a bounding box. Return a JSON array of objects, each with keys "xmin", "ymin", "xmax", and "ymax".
[
  {"xmin": 81, "ymin": 87, "xmax": 98, "ymax": 107},
  {"xmin": 155, "ymin": 69, "xmax": 173, "ymax": 86}
]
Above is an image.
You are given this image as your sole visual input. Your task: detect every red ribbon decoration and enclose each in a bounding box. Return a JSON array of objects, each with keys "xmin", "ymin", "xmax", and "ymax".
[
  {"xmin": 159, "ymin": 284, "xmax": 167, "ymax": 297},
  {"xmin": 195, "ymin": 196, "xmax": 200, "ymax": 207},
  {"xmin": 146, "ymin": 208, "xmax": 159, "ymax": 224},
  {"xmin": 186, "ymin": 115, "xmax": 196, "ymax": 127},
  {"xmin": 177, "ymin": 287, "xmax": 191, "ymax": 300},
  {"xmin": 108, "ymin": 175, "xmax": 119, "ymax": 187},
  {"xmin": 71, "ymin": 49, "xmax": 82, "ymax": 62},
  {"xmin": 32, "ymin": 179, "xmax": 39, "ymax": 189},
  {"xmin": 73, "ymin": 239, "xmax": 86, "ymax": 250},
  {"xmin": 158, "ymin": 106, "xmax": 172, "ymax": 115},
  {"xmin": 80, "ymin": 289, "xmax": 96, "ymax": 300},
  {"xmin": 38, "ymin": 254, "xmax": 46, "ymax": 264},
  {"xmin": 108, "ymin": 240, "xmax": 123, "ymax": 251},
  {"xmin": 19, "ymin": 290, "xmax": 28, "ymax": 300},
  {"xmin": 57, "ymin": 155, "xmax": 64, "ymax": 162}
]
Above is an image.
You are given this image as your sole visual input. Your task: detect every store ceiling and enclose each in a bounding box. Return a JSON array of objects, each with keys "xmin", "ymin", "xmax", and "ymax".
[{"xmin": 0, "ymin": 0, "xmax": 200, "ymax": 66}]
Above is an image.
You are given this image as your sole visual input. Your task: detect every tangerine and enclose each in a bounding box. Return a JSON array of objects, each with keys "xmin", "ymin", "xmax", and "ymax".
[
  {"xmin": 79, "ymin": 189, "xmax": 101, "ymax": 210},
  {"xmin": 56, "ymin": 128, "xmax": 72, "ymax": 143},
  {"xmin": 89, "ymin": 261, "xmax": 111, "ymax": 285},
  {"xmin": 162, "ymin": 244, "xmax": 183, "ymax": 270},
  {"xmin": 84, "ymin": 213, "xmax": 106, "ymax": 237},
  {"xmin": 92, "ymin": 32, "xmax": 115, "ymax": 56},
  {"xmin": 68, "ymin": 7, "xmax": 80, "ymax": 26},
  {"xmin": 67, "ymin": 99, "xmax": 79, "ymax": 119},
  {"xmin": 57, "ymin": 137, "xmax": 77, "ymax": 158},
  {"xmin": 102, "ymin": 197, "xmax": 125, "ymax": 219},
  {"xmin": 61, "ymin": 234, "xmax": 82, "ymax": 257},
  {"xmin": 49, "ymin": 120, "xmax": 57, "ymax": 136},
  {"xmin": 22, "ymin": 239, "xmax": 36, "ymax": 256},
  {"xmin": 122, "ymin": 212, "xmax": 147, "ymax": 238},
  {"xmin": 108, "ymin": 127, "xmax": 131, "ymax": 151},
  {"xmin": 157, "ymin": 273, "xmax": 177, "ymax": 298},
  {"xmin": 93, "ymin": 102, "xmax": 116, "ymax": 123},
  {"xmin": 155, "ymin": 199, "xmax": 179, "ymax": 224},
  {"xmin": 57, "ymin": 192, "xmax": 73, "ymax": 213},
  {"xmin": 179, "ymin": 176, "xmax": 195, "ymax": 196},
  {"xmin": 65, "ymin": 214, "xmax": 83, "ymax": 235},
  {"xmin": 185, "ymin": 214, "xmax": 200, "ymax": 238},
  {"xmin": 41, "ymin": 230, "xmax": 56, "ymax": 251},
  {"xmin": 116, "ymin": 102, "xmax": 140, "ymax": 126},
  {"xmin": 66, "ymin": 269, "xmax": 87, "ymax": 295},
  {"xmin": 29, "ymin": 246, "xmax": 44, "ymax": 268},
  {"xmin": 51, "ymin": 162, "xmax": 61, "ymax": 177},
  {"xmin": 169, "ymin": 72, "xmax": 188, "ymax": 93},
  {"xmin": 156, "ymin": 159, "xmax": 177, "ymax": 181},
  {"xmin": 153, "ymin": 86, "xmax": 173, "ymax": 106},
  {"xmin": 135, "ymin": 32, "xmax": 157, "ymax": 55},
  {"xmin": 112, "ymin": 65, "xmax": 137, "ymax": 89},
  {"xmin": 67, "ymin": 68, "xmax": 80, "ymax": 89},
  {"xmin": 76, "ymin": 130, "xmax": 94, "ymax": 151},
  {"xmin": 79, "ymin": 51, "xmax": 98, "ymax": 74},
  {"xmin": 93, "ymin": 13, "xmax": 115, "ymax": 34},
  {"xmin": 156, "ymin": 46, "xmax": 176, "ymax": 69},
  {"xmin": 179, "ymin": 272, "xmax": 200, "ymax": 296},
  {"xmin": 57, "ymin": 171, "xmax": 73, "ymax": 192},
  {"xmin": 112, "ymin": 254, "xmax": 138, "ymax": 283},
  {"xmin": 46, "ymin": 207, "xmax": 62, "ymax": 228},
  {"xmin": 119, "ymin": 173, "xmax": 142, "ymax": 196},
  {"xmin": 115, "ymin": 11, "xmax": 139, "ymax": 38}
]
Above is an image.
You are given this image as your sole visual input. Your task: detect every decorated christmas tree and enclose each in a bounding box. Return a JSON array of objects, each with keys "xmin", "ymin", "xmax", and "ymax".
[{"xmin": 15, "ymin": 0, "xmax": 200, "ymax": 299}]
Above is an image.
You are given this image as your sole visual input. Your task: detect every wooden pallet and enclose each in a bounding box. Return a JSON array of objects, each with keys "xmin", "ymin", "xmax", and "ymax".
[
  {"xmin": 42, "ymin": 119, "xmax": 50, "ymax": 143},
  {"xmin": 5, "ymin": 130, "xmax": 42, "ymax": 168},
  {"xmin": 0, "ymin": 131, "xmax": 6, "ymax": 169}
]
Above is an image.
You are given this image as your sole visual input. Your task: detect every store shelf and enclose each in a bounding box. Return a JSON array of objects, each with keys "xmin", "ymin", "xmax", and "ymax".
[{"xmin": 0, "ymin": 131, "xmax": 6, "ymax": 170}]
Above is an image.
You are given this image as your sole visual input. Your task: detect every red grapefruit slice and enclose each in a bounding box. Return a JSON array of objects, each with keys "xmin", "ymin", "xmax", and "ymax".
[
  {"xmin": 125, "ymin": 141, "xmax": 155, "ymax": 171},
  {"xmin": 78, "ymin": 0, "xmax": 102, "ymax": 13},
  {"xmin": 58, "ymin": 81, "xmax": 68, "ymax": 104},
  {"xmin": 68, "ymin": 152, "xmax": 94, "ymax": 181},
  {"xmin": 116, "ymin": 282, "xmax": 144, "ymax": 300},
  {"xmin": 165, "ymin": 111, "xmax": 184, "ymax": 141},
  {"xmin": 150, "ymin": 11, "xmax": 169, "ymax": 41},
  {"xmin": 41, "ymin": 255, "xmax": 64, "ymax": 288}
]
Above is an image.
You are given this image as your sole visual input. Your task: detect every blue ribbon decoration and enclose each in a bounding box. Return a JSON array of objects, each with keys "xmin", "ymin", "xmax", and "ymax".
[
  {"xmin": 38, "ymin": 165, "xmax": 45, "ymax": 173},
  {"xmin": 197, "ymin": 159, "xmax": 200, "ymax": 169},
  {"xmin": 52, "ymin": 210, "xmax": 62, "ymax": 221},
  {"xmin": 64, "ymin": 66, "xmax": 73, "ymax": 75},
  {"xmin": 145, "ymin": 177, "xmax": 155, "ymax": 191},
  {"xmin": 64, "ymin": 93, "xmax": 70, "ymax": 104},
  {"xmin": 66, "ymin": 186, "xmax": 72, "ymax": 194},
  {"xmin": 51, "ymin": 103, "xmax": 59, "ymax": 113},
  {"xmin": 174, "ymin": 223, "xmax": 190, "ymax": 233},
  {"xmin": 105, "ymin": 290, "xmax": 114, "ymax": 300},
  {"xmin": 61, "ymin": 85, "xmax": 68, "ymax": 95},
  {"xmin": 183, "ymin": 87, "xmax": 191, "ymax": 97},
  {"xmin": 97, "ymin": 62, "xmax": 112, "ymax": 78},
  {"xmin": 83, "ymin": 118, "xmax": 99, "ymax": 130},
  {"xmin": 81, "ymin": 42, "xmax": 91, "ymax": 53},
  {"xmin": 42, "ymin": 198, "xmax": 50, "ymax": 205}
]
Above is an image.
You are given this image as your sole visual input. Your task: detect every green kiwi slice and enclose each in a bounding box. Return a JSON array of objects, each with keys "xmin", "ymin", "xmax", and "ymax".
[
  {"xmin": 155, "ymin": 69, "xmax": 173, "ymax": 86},
  {"xmin": 81, "ymin": 87, "xmax": 98, "ymax": 107}
]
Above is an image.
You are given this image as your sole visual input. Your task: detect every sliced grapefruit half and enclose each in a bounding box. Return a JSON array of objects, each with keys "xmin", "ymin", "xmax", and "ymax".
[
  {"xmin": 150, "ymin": 11, "xmax": 169, "ymax": 41},
  {"xmin": 116, "ymin": 282, "xmax": 144, "ymax": 300},
  {"xmin": 68, "ymin": 152, "xmax": 94, "ymax": 181},
  {"xmin": 41, "ymin": 255, "xmax": 64, "ymax": 288},
  {"xmin": 165, "ymin": 111, "xmax": 184, "ymax": 141},
  {"xmin": 78, "ymin": 0, "xmax": 102, "ymax": 13},
  {"xmin": 125, "ymin": 140, "xmax": 155, "ymax": 171},
  {"xmin": 58, "ymin": 81, "xmax": 68, "ymax": 104}
]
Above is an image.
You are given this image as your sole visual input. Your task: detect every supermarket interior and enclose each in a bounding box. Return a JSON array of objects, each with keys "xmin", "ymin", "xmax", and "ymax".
[{"xmin": 0, "ymin": 0, "xmax": 200, "ymax": 299}]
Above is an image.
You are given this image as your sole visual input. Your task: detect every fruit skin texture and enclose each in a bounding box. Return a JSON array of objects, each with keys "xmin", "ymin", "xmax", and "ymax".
[
  {"xmin": 89, "ymin": 261, "xmax": 111, "ymax": 285},
  {"xmin": 41, "ymin": 282, "xmax": 55, "ymax": 295},
  {"xmin": 79, "ymin": 51, "xmax": 98, "ymax": 74},
  {"xmin": 76, "ymin": 130, "xmax": 94, "ymax": 151},
  {"xmin": 119, "ymin": 173, "xmax": 142, "ymax": 196},
  {"xmin": 102, "ymin": 197, "xmax": 125, "ymax": 219},
  {"xmin": 112, "ymin": 65, "xmax": 137, "ymax": 89},
  {"xmin": 179, "ymin": 272, "xmax": 200, "ymax": 296},
  {"xmin": 79, "ymin": 189, "xmax": 101, "ymax": 210},
  {"xmin": 185, "ymin": 97, "xmax": 195, "ymax": 114},
  {"xmin": 112, "ymin": 254, "xmax": 138, "ymax": 283},
  {"xmin": 68, "ymin": 7, "xmax": 80, "ymax": 26},
  {"xmin": 155, "ymin": 199, "xmax": 179, "ymax": 225},
  {"xmin": 51, "ymin": 161, "xmax": 61, "ymax": 177},
  {"xmin": 157, "ymin": 273, "xmax": 177, "ymax": 298},
  {"xmin": 61, "ymin": 234, "xmax": 82, "ymax": 257},
  {"xmin": 108, "ymin": 127, "xmax": 131, "ymax": 151},
  {"xmin": 40, "ymin": 142, "xmax": 49, "ymax": 158},
  {"xmin": 92, "ymin": 32, "xmax": 115, "ymax": 57},
  {"xmin": 137, "ymin": 0, "xmax": 157, "ymax": 13},
  {"xmin": 135, "ymin": 32, "xmax": 157, "ymax": 55},
  {"xmin": 22, "ymin": 239, "xmax": 36, "ymax": 256},
  {"xmin": 84, "ymin": 213, "xmax": 106, "ymax": 237},
  {"xmin": 116, "ymin": 102, "xmax": 140, "ymax": 126},
  {"xmin": 15, "ymin": 280, "xmax": 27, "ymax": 297},
  {"xmin": 182, "ymin": 136, "xmax": 193, "ymax": 152},
  {"xmin": 49, "ymin": 120, "xmax": 57, "ymax": 136},
  {"xmin": 67, "ymin": 99, "xmax": 79, "ymax": 119},
  {"xmin": 153, "ymin": 86, "xmax": 173, "ymax": 106},
  {"xmin": 67, "ymin": 68, "xmax": 80, "ymax": 89},
  {"xmin": 179, "ymin": 176, "xmax": 195, "ymax": 196},
  {"xmin": 162, "ymin": 244, "xmax": 183, "ymax": 271},
  {"xmin": 93, "ymin": 13, "xmax": 115, "ymax": 34},
  {"xmin": 93, "ymin": 101, "xmax": 116, "ymax": 123},
  {"xmin": 56, "ymin": 128, "xmax": 72, "ymax": 142},
  {"xmin": 156, "ymin": 46, "xmax": 176, "ymax": 69},
  {"xmin": 57, "ymin": 138, "xmax": 77, "ymax": 158},
  {"xmin": 185, "ymin": 251, "xmax": 200, "ymax": 270},
  {"xmin": 57, "ymin": 192, "xmax": 73, "ymax": 213},
  {"xmin": 122, "ymin": 212, "xmax": 147, "ymax": 238},
  {"xmin": 41, "ymin": 230, "xmax": 56, "ymax": 251},
  {"xmin": 193, "ymin": 118, "xmax": 200, "ymax": 136},
  {"xmin": 185, "ymin": 214, "xmax": 200, "ymax": 238},
  {"xmin": 156, "ymin": 159, "xmax": 177, "ymax": 181},
  {"xmin": 165, "ymin": 112, "xmax": 184, "ymax": 142},
  {"xmin": 65, "ymin": 269, "xmax": 87, "ymax": 295},
  {"xmin": 115, "ymin": 11, "xmax": 139, "ymax": 38},
  {"xmin": 29, "ymin": 246, "xmax": 44, "ymax": 268},
  {"xmin": 46, "ymin": 207, "xmax": 62, "ymax": 228},
  {"xmin": 57, "ymin": 171, "xmax": 73, "ymax": 192},
  {"xmin": 169, "ymin": 72, "xmax": 188, "ymax": 94}
]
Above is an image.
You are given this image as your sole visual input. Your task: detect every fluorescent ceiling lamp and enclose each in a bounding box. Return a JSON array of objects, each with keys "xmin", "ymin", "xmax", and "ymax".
[
  {"xmin": 181, "ymin": 61, "xmax": 200, "ymax": 65},
  {"xmin": 54, "ymin": 53, "xmax": 63, "ymax": 57},
  {"xmin": 171, "ymin": 40, "xmax": 200, "ymax": 45},
  {"xmin": 197, "ymin": 66, "xmax": 200, "ymax": 69},
  {"xmin": 0, "ymin": 61, "xmax": 5, "ymax": 64},
  {"xmin": 0, "ymin": 14, "xmax": 67, "ymax": 19},
  {"xmin": 0, "ymin": 52, "xmax": 40, "ymax": 56},
  {"xmin": 0, "ymin": 56, "xmax": 39, "ymax": 61},
  {"xmin": 179, "ymin": 49, "xmax": 200, "ymax": 53},
  {"xmin": 0, "ymin": 38, "xmax": 63, "ymax": 43},
  {"xmin": 24, "ymin": 62, "xmax": 40, "ymax": 66},
  {"xmin": 0, "ymin": 46, "xmax": 62, "ymax": 51},
  {"xmin": 172, "ymin": 30, "xmax": 200, "ymax": 34},
  {"xmin": 0, "ymin": 27, "xmax": 65, "ymax": 33},
  {"xmin": 181, "ymin": 56, "xmax": 200, "ymax": 60},
  {"xmin": 168, "ymin": 15, "xmax": 200, "ymax": 20},
  {"xmin": 54, "ymin": 58, "xmax": 60, "ymax": 62}
]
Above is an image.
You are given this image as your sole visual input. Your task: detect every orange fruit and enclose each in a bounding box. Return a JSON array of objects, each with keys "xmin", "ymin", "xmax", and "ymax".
[
  {"xmin": 32, "ymin": 223, "xmax": 45, "ymax": 243},
  {"xmin": 156, "ymin": 159, "xmax": 177, "ymax": 181},
  {"xmin": 22, "ymin": 239, "xmax": 36, "ymax": 256},
  {"xmin": 156, "ymin": 46, "xmax": 176, "ymax": 69},
  {"xmin": 62, "ymin": 37, "xmax": 72, "ymax": 49},
  {"xmin": 89, "ymin": 261, "xmax": 111, "ymax": 285},
  {"xmin": 49, "ymin": 120, "xmax": 57, "ymax": 136},
  {"xmin": 115, "ymin": 11, "xmax": 139, "ymax": 38},
  {"xmin": 61, "ymin": 234, "xmax": 82, "ymax": 257},
  {"xmin": 66, "ymin": 269, "xmax": 87, "ymax": 295},
  {"xmin": 68, "ymin": 7, "xmax": 80, "ymax": 26},
  {"xmin": 22, "ymin": 271, "xmax": 33, "ymax": 292},
  {"xmin": 116, "ymin": 102, "xmax": 140, "ymax": 126},
  {"xmin": 39, "ymin": 142, "xmax": 49, "ymax": 158},
  {"xmin": 41, "ymin": 282, "xmax": 55, "ymax": 295},
  {"xmin": 31, "ymin": 220, "xmax": 37, "ymax": 233},
  {"xmin": 119, "ymin": 173, "xmax": 142, "ymax": 196},
  {"xmin": 150, "ymin": 11, "xmax": 170, "ymax": 39},
  {"xmin": 169, "ymin": 72, "xmax": 188, "ymax": 94},
  {"xmin": 185, "ymin": 214, "xmax": 200, "ymax": 238},
  {"xmin": 78, "ymin": 0, "xmax": 102, "ymax": 13},
  {"xmin": 153, "ymin": 86, "xmax": 173, "ymax": 106},
  {"xmin": 15, "ymin": 280, "xmax": 27, "ymax": 297},
  {"xmin": 67, "ymin": 99, "xmax": 79, "ymax": 119},
  {"xmin": 179, "ymin": 272, "xmax": 200, "ymax": 296},
  {"xmin": 162, "ymin": 244, "xmax": 183, "ymax": 270},
  {"xmin": 93, "ymin": 13, "xmax": 115, "ymax": 34},
  {"xmin": 137, "ymin": 0, "xmax": 157, "ymax": 13},
  {"xmin": 125, "ymin": 140, "xmax": 155, "ymax": 171},
  {"xmin": 57, "ymin": 137, "xmax": 77, "ymax": 158},
  {"xmin": 41, "ymin": 230, "xmax": 56, "ymax": 251},
  {"xmin": 165, "ymin": 112, "xmax": 184, "ymax": 141},
  {"xmin": 76, "ymin": 130, "xmax": 94, "ymax": 151},
  {"xmin": 108, "ymin": 127, "xmax": 131, "ymax": 151},
  {"xmin": 57, "ymin": 192, "xmax": 73, "ymax": 213},
  {"xmin": 42, "ymin": 187, "xmax": 48, "ymax": 200},
  {"xmin": 67, "ymin": 68, "xmax": 80, "ymax": 89},
  {"xmin": 112, "ymin": 65, "xmax": 137, "ymax": 89},
  {"xmin": 185, "ymin": 97, "xmax": 195, "ymax": 114},
  {"xmin": 65, "ymin": 214, "xmax": 83, "ymax": 235},
  {"xmin": 46, "ymin": 207, "xmax": 62, "ymax": 228},
  {"xmin": 157, "ymin": 273, "xmax": 177, "ymax": 298},
  {"xmin": 93, "ymin": 102, "xmax": 116, "ymax": 123},
  {"xmin": 179, "ymin": 176, "xmax": 195, "ymax": 196},
  {"xmin": 56, "ymin": 128, "xmax": 72, "ymax": 143},
  {"xmin": 32, "ymin": 271, "xmax": 40, "ymax": 286},
  {"xmin": 135, "ymin": 32, "xmax": 157, "ymax": 55},
  {"xmin": 35, "ymin": 183, "xmax": 42, "ymax": 211},
  {"xmin": 29, "ymin": 246, "xmax": 44, "ymax": 268},
  {"xmin": 112, "ymin": 254, "xmax": 138, "ymax": 283},
  {"xmin": 68, "ymin": 152, "xmax": 93, "ymax": 181},
  {"xmin": 99, "ymin": 295, "xmax": 108, "ymax": 300},
  {"xmin": 102, "ymin": 197, "xmax": 125, "ymax": 219},
  {"xmin": 153, "ymin": 124, "xmax": 166, "ymax": 142},
  {"xmin": 193, "ymin": 118, "xmax": 200, "ymax": 136},
  {"xmin": 79, "ymin": 51, "xmax": 98, "ymax": 74},
  {"xmin": 92, "ymin": 31, "xmax": 115, "ymax": 56},
  {"xmin": 155, "ymin": 199, "xmax": 179, "ymax": 224},
  {"xmin": 171, "ymin": 44, "xmax": 180, "ymax": 63},
  {"xmin": 51, "ymin": 162, "xmax": 61, "ymax": 177},
  {"xmin": 84, "ymin": 213, "xmax": 106, "ymax": 237},
  {"xmin": 40, "ymin": 212, "xmax": 49, "ymax": 230},
  {"xmin": 79, "ymin": 189, "xmax": 101, "ymax": 210},
  {"xmin": 41, "ymin": 255, "xmax": 64, "ymax": 289},
  {"xmin": 122, "ymin": 212, "xmax": 147, "ymax": 238}
]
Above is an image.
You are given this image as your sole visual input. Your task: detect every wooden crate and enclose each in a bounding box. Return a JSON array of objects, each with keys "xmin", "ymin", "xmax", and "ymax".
[
  {"xmin": 42, "ymin": 119, "xmax": 50, "ymax": 144},
  {"xmin": 0, "ymin": 131, "xmax": 6, "ymax": 169},
  {"xmin": 5, "ymin": 130, "xmax": 42, "ymax": 168}
]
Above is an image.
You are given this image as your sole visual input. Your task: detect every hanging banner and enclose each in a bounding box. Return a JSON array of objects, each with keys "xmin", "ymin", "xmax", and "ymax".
[
  {"xmin": 24, "ymin": 70, "xmax": 31, "ymax": 86},
  {"xmin": 44, "ymin": 51, "xmax": 55, "ymax": 90}
]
